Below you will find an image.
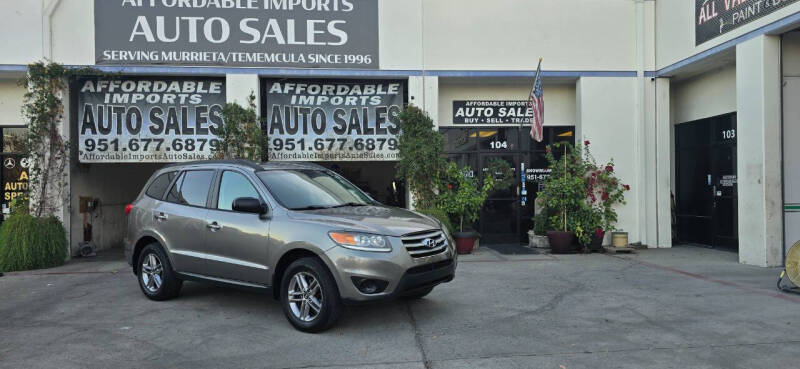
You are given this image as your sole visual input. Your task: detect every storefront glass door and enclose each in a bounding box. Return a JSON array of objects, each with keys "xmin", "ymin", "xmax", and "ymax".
[{"xmin": 441, "ymin": 126, "xmax": 574, "ymax": 244}]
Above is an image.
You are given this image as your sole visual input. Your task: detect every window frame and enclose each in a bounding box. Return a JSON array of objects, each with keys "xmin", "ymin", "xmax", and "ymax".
[
  {"xmin": 164, "ymin": 169, "xmax": 217, "ymax": 209},
  {"xmin": 211, "ymin": 169, "xmax": 267, "ymax": 213},
  {"xmin": 144, "ymin": 170, "xmax": 178, "ymax": 200}
]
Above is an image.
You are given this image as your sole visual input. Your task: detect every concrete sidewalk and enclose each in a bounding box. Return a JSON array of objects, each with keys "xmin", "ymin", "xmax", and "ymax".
[{"xmin": 1, "ymin": 246, "xmax": 798, "ymax": 369}]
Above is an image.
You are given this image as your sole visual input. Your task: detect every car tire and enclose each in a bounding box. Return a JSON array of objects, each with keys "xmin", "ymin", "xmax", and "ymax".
[
  {"xmin": 402, "ymin": 287, "xmax": 434, "ymax": 300},
  {"xmin": 280, "ymin": 257, "xmax": 342, "ymax": 333},
  {"xmin": 137, "ymin": 243, "xmax": 182, "ymax": 301}
]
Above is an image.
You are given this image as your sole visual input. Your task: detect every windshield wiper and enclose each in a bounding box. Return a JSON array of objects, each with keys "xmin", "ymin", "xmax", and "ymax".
[
  {"xmin": 329, "ymin": 202, "xmax": 370, "ymax": 208},
  {"xmin": 290, "ymin": 205, "xmax": 335, "ymax": 211}
]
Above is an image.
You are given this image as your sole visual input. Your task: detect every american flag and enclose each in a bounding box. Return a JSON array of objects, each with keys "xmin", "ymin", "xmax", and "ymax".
[{"xmin": 529, "ymin": 59, "xmax": 544, "ymax": 142}]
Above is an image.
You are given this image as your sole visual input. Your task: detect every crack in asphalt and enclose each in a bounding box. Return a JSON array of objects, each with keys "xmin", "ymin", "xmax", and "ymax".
[{"xmin": 404, "ymin": 302, "xmax": 431, "ymax": 369}]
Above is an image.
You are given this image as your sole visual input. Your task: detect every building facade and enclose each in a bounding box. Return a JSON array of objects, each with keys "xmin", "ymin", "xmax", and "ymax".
[{"xmin": 0, "ymin": 0, "xmax": 798, "ymax": 267}]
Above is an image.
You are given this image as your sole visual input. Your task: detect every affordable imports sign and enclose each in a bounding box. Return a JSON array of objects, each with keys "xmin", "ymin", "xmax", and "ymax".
[
  {"xmin": 94, "ymin": 0, "xmax": 379, "ymax": 69},
  {"xmin": 77, "ymin": 77, "xmax": 225, "ymax": 163},
  {"xmin": 453, "ymin": 100, "xmax": 532, "ymax": 125},
  {"xmin": 264, "ymin": 80, "xmax": 404, "ymax": 161},
  {"xmin": 696, "ymin": 0, "xmax": 799, "ymax": 45}
]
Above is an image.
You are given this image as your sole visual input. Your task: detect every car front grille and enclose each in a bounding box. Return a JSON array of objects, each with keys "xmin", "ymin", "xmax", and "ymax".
[{"xmin": 401, "ymin": 229, "xmax": 448, "ymax": 258}]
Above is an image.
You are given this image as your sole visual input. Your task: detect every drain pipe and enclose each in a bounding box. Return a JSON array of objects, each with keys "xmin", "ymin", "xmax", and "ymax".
[{"xmin": 42, "ymin": 0, "xmax": 62, "ymax": 60}]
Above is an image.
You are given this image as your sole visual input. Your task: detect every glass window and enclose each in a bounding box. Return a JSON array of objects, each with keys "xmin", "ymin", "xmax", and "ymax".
[
  {"xmin": 165, "ymin": 170, "xmax": 214, "ymax": 207},
  {"xmin": 217, "ymin": 171, "xmax": 261, "ymax": 211},
  {"xmin": 477, "ymin": 128, "xmax": 519, "ymax": 151},
  {"xmin": 258, "ymin": 169, "xmax": 372, "ymax": 210},
  {"xmin": 145, "ymin": 171, "xmax": 176, "ymax": 199},
  {"xmin": 2, "ymin": 127, "xmax": 27, "ymax": 153},
  {"xmin": 442, "ymin": 128, "xmax": 477, "ymax": 152}
]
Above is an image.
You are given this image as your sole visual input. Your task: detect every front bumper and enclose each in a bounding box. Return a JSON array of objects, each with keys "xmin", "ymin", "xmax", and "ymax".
[{"xmin": 324, "ymin": 236, "xmax": 457, "ymax": 303}]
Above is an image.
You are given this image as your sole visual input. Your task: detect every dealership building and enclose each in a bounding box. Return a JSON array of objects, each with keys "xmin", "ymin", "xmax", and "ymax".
[{"xmin": 2, "ymin": 0, "xmax": 800, "ymax": 267}]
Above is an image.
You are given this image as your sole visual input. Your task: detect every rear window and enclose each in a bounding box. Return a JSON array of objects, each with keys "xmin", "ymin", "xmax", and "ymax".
[
  {"xmin": 145, "ymin": 171, "xmax": 176, "ymax": 199},
  {"xmin": 165, "ymin": 170, "xmax": 215, "ymax": 207}
]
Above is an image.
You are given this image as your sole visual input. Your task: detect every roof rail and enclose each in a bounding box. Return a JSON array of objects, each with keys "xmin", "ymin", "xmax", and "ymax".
[{"xmin": 165, "ymin": 159, "xmax": 264, "ymax": 171}]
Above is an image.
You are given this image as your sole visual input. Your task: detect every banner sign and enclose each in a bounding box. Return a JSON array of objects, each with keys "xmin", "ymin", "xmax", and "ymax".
[
  {"xmin": 77, "ymin": 77, "xmax": 225, "ymax": 163},
  {"xmin": 1, "ymin": 155, "xmax": 29, "ymax": 220},
  {"xmin": 453, "ymin": 101, "xmax": 532, "ymax": 125},
  {"xmin": 264, "ymin": 80, "xmax": 404, "ymax": 161},
  {"xmin": 696, "ymin": 0, "xmax": 799, "ymax": 45},
  {"xmin": 94, "ymin": 0, "xmax": 379, "ymax": 69}
]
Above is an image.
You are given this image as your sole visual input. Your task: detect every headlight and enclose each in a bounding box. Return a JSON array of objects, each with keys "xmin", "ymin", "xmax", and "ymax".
[{"xmin": 328, "ymin": 232, "xmax": 391, "ymax": 252}]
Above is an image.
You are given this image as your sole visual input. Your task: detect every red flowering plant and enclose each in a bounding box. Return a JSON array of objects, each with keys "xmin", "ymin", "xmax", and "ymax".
[
  {"xmin": 536, "ymin": 140, "xmax": 630, "ymax": 246},
  {"xmin": 581, "ymin": 140, "xmax": 630, "ymax": 237}
]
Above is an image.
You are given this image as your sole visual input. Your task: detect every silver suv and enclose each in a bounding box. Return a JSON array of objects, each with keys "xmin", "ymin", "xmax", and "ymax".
[{"xmin": 124, "ymin": 160, "xmax": 456, "ymax": 332}]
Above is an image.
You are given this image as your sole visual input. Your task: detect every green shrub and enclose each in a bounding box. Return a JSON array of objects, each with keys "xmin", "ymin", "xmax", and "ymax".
[
  {"xmin": 418, "ymin": 207, "xmax": 456, "ymax": 236},
  {"xmin": 0, "ymin": 214, "xmax": 67, "ymax": 272}
]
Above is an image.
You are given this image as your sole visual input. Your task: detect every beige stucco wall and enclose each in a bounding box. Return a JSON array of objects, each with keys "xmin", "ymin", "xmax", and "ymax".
[
  {"xmin": 1, "ymin": 0, "xmax": 641, "ymax": 71},
  {"xmin": 671, "ymin": 65, "xmax": 737, "ymax": 124},
  {"xmin": 421, "ymin": 0, "xmax": 637, "ymax": 71}
]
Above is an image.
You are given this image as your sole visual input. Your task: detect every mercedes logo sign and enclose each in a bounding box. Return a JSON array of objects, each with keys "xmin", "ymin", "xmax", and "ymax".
[{"xmin": 3, "ymin": 157, "xmax": 15, "ymax": 169}]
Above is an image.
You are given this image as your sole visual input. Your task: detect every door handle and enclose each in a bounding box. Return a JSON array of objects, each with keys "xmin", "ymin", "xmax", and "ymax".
[
  {"xmin": 154, "ymin": 213, "xmax": 167, "ymax": 221},
  {"xmin": 206, "ymin": 222, "xmax": 221, "ymax": 231}
]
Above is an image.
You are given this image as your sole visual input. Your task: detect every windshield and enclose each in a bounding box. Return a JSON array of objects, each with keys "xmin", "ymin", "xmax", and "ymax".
[{"xmin": 257, "ymin": 169, "xmax": 374, "ymax": 210}]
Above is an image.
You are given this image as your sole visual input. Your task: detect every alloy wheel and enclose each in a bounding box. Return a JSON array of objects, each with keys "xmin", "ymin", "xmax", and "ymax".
[
  {"xmin": 287, "ymin": 271, "xmax": 324, "ymax": 322},
  {"xmin": 141, "ymin": 253, "xmax": 164, "ymax": 293}
]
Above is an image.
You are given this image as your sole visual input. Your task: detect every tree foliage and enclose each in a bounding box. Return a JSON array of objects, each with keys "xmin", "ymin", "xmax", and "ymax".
[
  {"xmin": 436, "ymin": 162, "xmax": 495, "ymax": 232},
  {"xmin": 18, "ymin": 61, "xmax": 101, "ymax": 217},
  {"xmin": 395, "ymin": 105, "xmax": 446, "ymax": 209},
  {"xmin": 214, "ymin": 93, "xmax": 267, "ymax": 161}
]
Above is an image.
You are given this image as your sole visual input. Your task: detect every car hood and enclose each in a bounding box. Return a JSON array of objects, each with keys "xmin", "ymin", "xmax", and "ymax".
[{"xmin": 287, "ymin": 205, "xmax": 440, "ymax": 237}]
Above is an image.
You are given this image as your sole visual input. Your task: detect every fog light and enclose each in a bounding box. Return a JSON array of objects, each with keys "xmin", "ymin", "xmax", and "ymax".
[{"xmin": 351, "ymin": 277, "xmax": 388, "ymax": 294}]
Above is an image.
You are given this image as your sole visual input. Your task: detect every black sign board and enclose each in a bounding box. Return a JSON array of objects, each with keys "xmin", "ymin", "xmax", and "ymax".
[
  {"xmin": 696, "ymin": 0, "xmax": 799, "ymax": 45},
  {"xmin": 264, "ymin": 79, "xmax": 404, "ymax": 161},
  {"xmin": 453, "ymin": 100, "xmax": 531, "ymax": 125},
  {"xmin": 77, "ymin": 77, "xmax": 226, "ymax": 163},
  {"xmin": 1, "ymin": 154, "xmax": 29, "ymax": 220},
  {"xmin": 94, "ymin": 0, "xmax": 379, "ymax": 69}
]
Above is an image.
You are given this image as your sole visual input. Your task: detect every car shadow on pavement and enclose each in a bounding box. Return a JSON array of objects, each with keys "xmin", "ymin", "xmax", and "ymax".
[{"xmin": 172, "ymin": 280, "xmax": 428, "ymax": 333}]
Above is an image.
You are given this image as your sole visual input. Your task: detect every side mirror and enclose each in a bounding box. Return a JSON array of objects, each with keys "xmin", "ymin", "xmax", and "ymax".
[{"xmin": 232, "ymin": 197, "xmax": 269, "ymax": 218}]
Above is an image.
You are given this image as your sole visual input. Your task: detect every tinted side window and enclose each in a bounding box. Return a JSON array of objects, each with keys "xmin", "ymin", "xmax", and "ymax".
[
  {"xmin": 145, "ymin": 171, "xmax": 176, "ymax": 199},
  {"xmin": 217, "ymin": 171, "xmax": 261, "ymax": 211},
  {"xmin": 165, "ymin": 170, "xmax": 214, "ymax": 207}
]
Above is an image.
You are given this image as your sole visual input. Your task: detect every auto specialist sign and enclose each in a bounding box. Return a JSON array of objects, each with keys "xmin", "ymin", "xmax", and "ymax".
[
  {"xmin": 696, "ymin": 0, "xmax": 799, "ymax": 45},
  {"xmin": 94, "ymin": 0, "xmax": 378, "ymax": 69},
  {"xmin": 1, "ymin": 155, "xmax": 29, "ymax": 219},
  {"xmin": 77, "ymin": 77, "xmax": 225, "ymax": 163},
  {"xmin": 453, "ymin": 101, "xmax": 532, "ymax": 125},
  {"xmin": 264, "ymin": 80, "xmax": 404, "ymax": 161}
]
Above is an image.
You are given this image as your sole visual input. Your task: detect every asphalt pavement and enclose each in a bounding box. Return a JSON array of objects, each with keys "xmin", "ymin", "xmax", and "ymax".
[{"xmin": 1, "ymin": 245, "xmax": 798, "ymax": 369}]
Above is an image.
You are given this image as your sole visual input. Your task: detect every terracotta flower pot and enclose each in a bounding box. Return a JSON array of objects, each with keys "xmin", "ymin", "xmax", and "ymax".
[
  {"xmin": 453, "ymin": 231, "xmax": 479, "ymax": 255},
  {"xmin": 547, "ymin": 231, "xmax": 576, "ymax": 254}
]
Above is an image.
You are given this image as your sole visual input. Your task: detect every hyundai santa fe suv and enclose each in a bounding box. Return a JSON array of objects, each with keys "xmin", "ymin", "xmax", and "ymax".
[{"xmin": 124, "ymin": 160, "xmax": 456, "ymax": 332}]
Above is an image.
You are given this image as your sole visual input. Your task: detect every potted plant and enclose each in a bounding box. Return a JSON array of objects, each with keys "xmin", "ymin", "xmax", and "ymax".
[
  {"xmin": 437, "ymin": 162, "xmax": 495, "ymax": 254},
  {"xmin": 538, "ymin": 142, "xmax": 592, "ymax": 253},
  {"xmin": 529, "ymin": 207, "xmax": 551, "ymax": 249},
  {"xmin": 580, "ymin": 140, "xmax": 631, "ymax": 250}
]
